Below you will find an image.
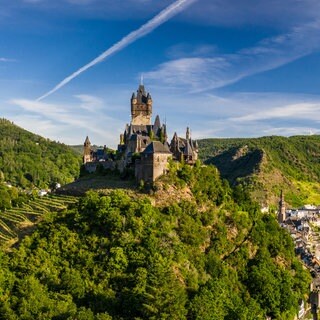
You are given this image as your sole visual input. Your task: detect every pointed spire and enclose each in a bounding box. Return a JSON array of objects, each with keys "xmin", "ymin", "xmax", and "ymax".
[
  {"xmin": 163, "ymin": 124, "xmax": 168, "ymax": 142},
  {"xmin": 154, "ymin": 115, "xmax": 161, "ymax": 130},
  {"xmin": 83, "ymin": 136, "xmax": 92, "ymax": 164},
  {"xmin": 184, "ymin": 139, "xmax": 193, "ymax": 156},
  {"xmin": 84, "ymin": 136, "xmax": 91, "ymax": 146},
  {"xmin": 140, "ymin": 74, "xmax": 144, "ymax": 85},
  {"xmin": 186, "ymin": 127, "xmax": 190, "ymax": 140},
  {"xmin": 171, "ymin": 132, "xmax": 179, "ymax": 150}
]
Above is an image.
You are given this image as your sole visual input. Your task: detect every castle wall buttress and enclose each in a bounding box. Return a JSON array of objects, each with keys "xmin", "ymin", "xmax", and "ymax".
[{"xmin": 152, "ymin": 153, "xmax": 171, "ymax": 181}]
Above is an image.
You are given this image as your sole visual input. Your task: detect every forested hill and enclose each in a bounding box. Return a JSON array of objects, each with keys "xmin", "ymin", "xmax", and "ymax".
[
  {"xmin": 0, "ymin": 118, "xmax": 81, "ymax": 188},
  {"xmin": 198, "ymin": 135, "xmax": 320, "ymax": 207},
  {"xmin": 0, "ymin": 164, "xmax": 311, "ymax": 319}
]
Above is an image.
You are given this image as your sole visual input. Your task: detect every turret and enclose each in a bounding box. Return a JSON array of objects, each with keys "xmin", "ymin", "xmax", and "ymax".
[
  {"xmin": 194, "ymin": 140, "xmax": 199, "ymax": 152},
  {"xmin": 163, "ymin": 124, "xmax": 168, "ymax": 143},
  {"xmin": 170, "ymin": 132, "xmax": 179, "ymax": 155},
  {"xmin": 186, "ymin": 127, "xmax": 190, "ymax": 140},
  {"xmin": 153, "ymin": 115, "xmax": 161, "ymax": 135},
  {"xmin": 131, "ymin": 83, "xmax": 152, "ymax": 126},
  {"xmin": 172, "ymin": 132, "xmax": 178, "ymax": 142},
  {"xmin": 131, "ymin": 93, "xmax": 137, "ymax": 114},
  {"xmin": 120, "ymin": 134, "xmax": 124, "ymax": 145},
  {"xmin": 83, "ymin": 136, "xmax": 92, "ymax": 164},
  {"xmin": 84, "ymin": 135, "xmax": 91, "ymax": 147},
  {"xmin": 147, "ymin": 93, "xmax": 152, "ymax": 108}
]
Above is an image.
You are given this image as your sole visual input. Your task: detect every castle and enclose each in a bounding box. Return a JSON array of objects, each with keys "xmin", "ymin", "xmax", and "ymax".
[{"xmin": 83, "ymin": 83, "xmax": 198, "ymax": 183}]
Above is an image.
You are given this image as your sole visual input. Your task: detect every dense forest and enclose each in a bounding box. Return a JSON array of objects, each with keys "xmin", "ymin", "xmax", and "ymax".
[
  {"xmin": 0, "ymin": 164, "xmax": 310, "ymax": 319},
  {"xmin": 198, "ymin": 135, "xmax": 320, "ymax": 207},
  {"xmin": 0, "ymin": 119, "xmax": 81, "ymax": 188}
]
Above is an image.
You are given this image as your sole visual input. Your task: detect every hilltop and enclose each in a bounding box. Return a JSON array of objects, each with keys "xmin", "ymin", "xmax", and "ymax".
[
  {"xmin": 198, "ymin": 135, "xmax": 320, "ymax": 207},
  {"xmin": 0, "ymin": 163, "xmax": 310, "ymax": 319},
  {"xmin": 0, "ymin": 119, "xmax": 81, "ymax": 188}
]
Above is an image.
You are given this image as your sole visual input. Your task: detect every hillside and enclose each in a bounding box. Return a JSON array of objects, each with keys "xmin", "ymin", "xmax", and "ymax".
[
  {"xmin": 199, "ymin": 135, "xmax": 320, "ymax": 207},
  {"xmin": 0, "ymin": 119, "xmax": 81, "ymax": 188},
  {"xmin": 70, "ymin": 144, "xmax": 110, "ymax": 155},
  {"xmin": 69, "ymin": 144, "xmax": 83, "ymax": 155},
  {"xmin": 0, "ymin": 164, "xmax": 310, "ymax": 319}
]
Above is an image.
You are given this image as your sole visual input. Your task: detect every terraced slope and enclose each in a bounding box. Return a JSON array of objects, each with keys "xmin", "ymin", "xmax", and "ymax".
[{"xmin": 0, "ymin": 194, "xmax": 78, "ymax": 244}]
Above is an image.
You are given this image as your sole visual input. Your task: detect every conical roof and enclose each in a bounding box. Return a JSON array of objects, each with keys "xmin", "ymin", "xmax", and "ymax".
[
  {"xmin": 153, "ymin": 115, "xmax": 161, "ymax": 133},
  {"xmin": 84, "ymin": 136, "xmax": 91, "ymax": 145},
  {"xmin": 184, "ymin": 140, "xmax": 193, "ymax": 156}
]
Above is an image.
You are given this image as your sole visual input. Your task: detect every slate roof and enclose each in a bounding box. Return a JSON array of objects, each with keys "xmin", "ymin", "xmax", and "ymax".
[
  {"xmin": 142, "ymin": 141, "xmax": 172, "ymax": 154},
  {"xmin": 130, "ymin": 125, "xmax": 152, "ymax": 134},
  {"xmin": 184, "ymin": 140, "xmax": 193, "ymax": 156},
  {"xmin": 136, "ymin": 85, "xmax": 148, "ymax": 104},
  {"xmin": 153, "ymin": 115, "xmax": 161, "ymax": 134}
]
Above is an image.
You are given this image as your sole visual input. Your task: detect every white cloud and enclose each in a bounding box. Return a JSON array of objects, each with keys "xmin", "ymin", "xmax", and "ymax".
[
  {"xmin": 182, "ymin": 0, "xmax": 320, "ymax": 28},
  {"xmin": 4, "ymin": 88, "xmax": 320, "ymax": 146},
  {"xmin": 262, "ymin": 126, "xmax": 320, "ymax": 136},
  {"xmin": 8, "ymin": 95, "xmax": 124, "ymax": 146},
  {"xmin": 230, "ymin": 102, "xmax": 320, "ymax": 122},
  {"xmin": 166, "ymin": 43, "xmax": 218, "ymax": 59},
  {"xmin": 0, "ymin": 58, "xmax": 16, "ymax": 62},
  {"xmin": 145, "ymin": 57, "xmax": 237, "ymax": 92},
  {"xmin": 144, "ymin": 19, "xmax": 320, "ymax": 92},
  {"xmin": 74, "ymin": 94, "xmax": 103, "ymax": 111},
  {"xmin": 147, "ymin": 89, "xmax": 320, "ymax": 139}
]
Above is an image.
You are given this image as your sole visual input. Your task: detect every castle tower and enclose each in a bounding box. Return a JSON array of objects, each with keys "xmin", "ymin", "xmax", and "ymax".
[
  {"xmin": 119, "ymin": 134, "xmax": 124, "ymax": 145},
  {"xmin": 83, "ymin": 136, "xmax": 92, "ymax": 164},
  {"xmin": 131, "ymin": 84, "xmax": 152, "ymax": 126},
  {"xmin": 278, "ymin": 190, "xmax": 286, "ymax": 224}
]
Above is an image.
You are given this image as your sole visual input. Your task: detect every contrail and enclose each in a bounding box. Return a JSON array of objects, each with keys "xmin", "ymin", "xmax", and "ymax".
[{"xmin": 37, "ymin": 0, "xmax": 198, "ymax": 101}]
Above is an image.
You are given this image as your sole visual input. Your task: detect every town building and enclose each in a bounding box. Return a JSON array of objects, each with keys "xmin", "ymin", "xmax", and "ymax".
[{"xmin": 83, "ymin": 83, "xmax": 198, "ymax": 183}]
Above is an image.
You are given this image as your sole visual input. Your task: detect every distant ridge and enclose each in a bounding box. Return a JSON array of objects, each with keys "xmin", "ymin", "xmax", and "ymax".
[
  {"xmin": 199, "ymin": 135, "xmax": 320, "ymax": 207},
  {"xmin": 0, "ymin": 118, "xmax": 81, "ymax": 188}
]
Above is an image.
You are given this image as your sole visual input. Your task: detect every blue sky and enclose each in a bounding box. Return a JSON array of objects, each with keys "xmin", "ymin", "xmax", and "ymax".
[{"xmin": 1, "ymin": 0, "xmax": 320, "ymax": 147}]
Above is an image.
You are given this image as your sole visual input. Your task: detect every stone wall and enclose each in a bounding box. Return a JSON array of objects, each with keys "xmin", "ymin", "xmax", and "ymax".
[{"xmin": 135, "ymin": 153, "xmax": 171, "ymax": 183}]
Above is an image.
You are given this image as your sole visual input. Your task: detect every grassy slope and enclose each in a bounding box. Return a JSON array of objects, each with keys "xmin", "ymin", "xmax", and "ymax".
[
  {"xmin": 199, "ymin": 135, "xmax": 320, "ymax": 207},
  {"xmin": 0, "ymin": 119, "xmax": 82, "ymax": 188}
]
